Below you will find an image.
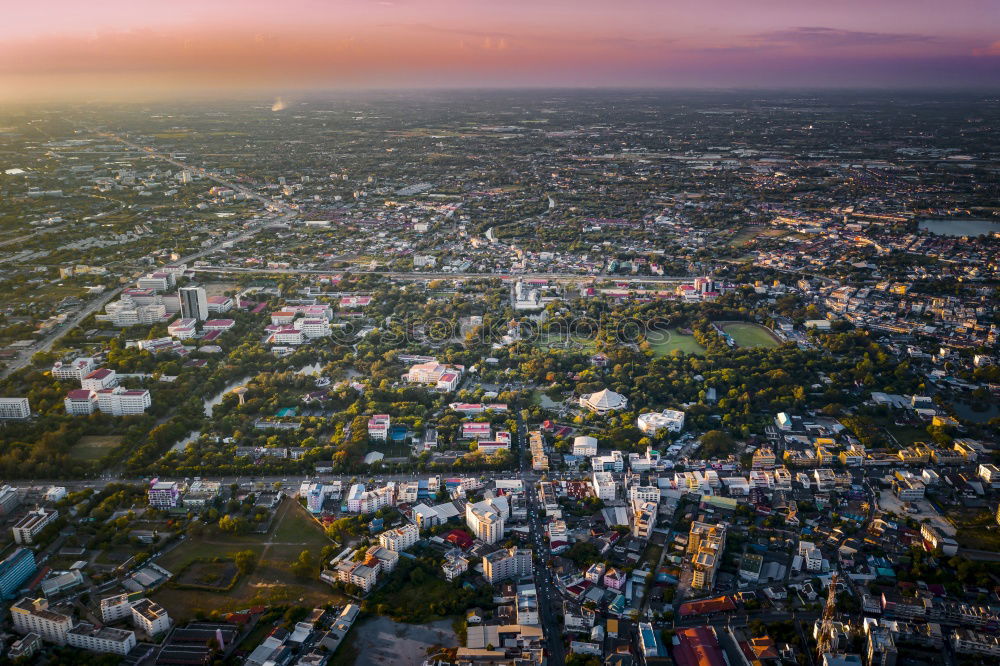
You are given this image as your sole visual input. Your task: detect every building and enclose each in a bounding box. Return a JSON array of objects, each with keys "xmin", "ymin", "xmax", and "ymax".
[
  {"xmin": 51, "ymin": 358, "xmax": 96, "ymax": 382},
  {"xmin": 179, "ymin": 286, "xmax": 209, "ymax": 321},
  {"xmin": 0, "ymin": 548, "xmax": 36, "ymax": 600},
  {"xmin": 81, "ymin": 368, "xmax": 117, "ymax": 391},
  {"xmin": 7, "ymin": 633, "xmax": 42, "ymax": 659},
  {"xmin": 367, "ymin": 414, "xmax": 390, "ymax": 440},
  {"xmin": 10, "ymin": 597, "xmax": 72, "ymax": 645},
  {"xmin": 688, "ymin": 521, "xmax": 727, "ymax": 590},
  {"xmin": 465, "ymin": 496, "xmax": 508, "ymax": 544},
  {"xmin": 94, "ymin": 387, "xmax": 151, "ymax": 416},
  {"xmin": 131, "ymin": 598, "xmax": 171, "ymax": 636},
  {"xmin": 100, "ymin": 594, "xmax": 135, "ymax": 623},
  {"xmin": 62, "ymin": 389, "xmax": 95, "ymax": 415},
  {"xmin": 147, "ymin": 481, "xmax": 180, "ymax": 509},
  {"xmin": 637, "ymin": 409, "xmax": 685, "ymax": 435},
  {"xmin": 632, "ymin": 501, "xmax": 657, "ymax": 539},
  {"xmin": 442, "ymin": 550, "xmax": 469, "ymax": 581},
  {"xmin": 378, "ymin": 524, "xmax": 419, "ymax": 552},
  {"xmin": 592, "ymin": 472, "xmax": 617, "ymax": 501},
  {"xmin": 0, "ymin": 485, "xmax": 21, "ymax": 515},
  {"xmin": 572, "ymin": 436, "xmax": 598, "ymax": 457},
  {"xmin": 483, "ymin": 547, "xmax": 533, "ymax": 585},
  {"xmin": 752, "ymin": 448, "xmax": 777, "ymax": 470},
  {"xmin": 0, "ymin": 398, "xmax": 31, "ymax": 420},
  {"xmin": 306, "ymin": 482, "xmax": 326, "ymax": 514},
  {"xmin": 866, "ymin": 625, "xmax": 898, "ymax": 666},
  {"xmin": 67, "ymin": 623, "xmax": 137, "ymax": 655},
  {"xmin": 579, "ymin": 388, "xmax": 628, "ymax": 414},
  {"xmin": 799, "ymin": 541, "xmax": 823, "ymax": 572},
  {"xmin": 950, "ymin": 629, "xmax": 1000, "ymax": 658},
  {"xmin": 12, "ymin": 508, "xmax": 58, "ymax": 545}
]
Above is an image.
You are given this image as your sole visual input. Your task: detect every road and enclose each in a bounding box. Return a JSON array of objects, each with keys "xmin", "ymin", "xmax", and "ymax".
[
  {"xmin": 191, "ymin": 264, "xmax": 693, "ymax": 283},
  {"xmin": 0, "ymin": 129, "xmax": 296, "ymax": 380},
  {"xmin": 514, "ymin": 414, "xmax": 565, "ymax": 664}
]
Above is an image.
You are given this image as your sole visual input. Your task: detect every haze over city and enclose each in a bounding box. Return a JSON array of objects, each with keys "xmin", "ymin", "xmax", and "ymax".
[{"xmin": 2, "ymin": 0, "xmax": 1000, "ymax": 99}]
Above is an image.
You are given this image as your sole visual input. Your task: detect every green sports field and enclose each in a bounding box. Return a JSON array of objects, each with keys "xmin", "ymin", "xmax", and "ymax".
[
  {"xmin": 720, "ymin": 322, "xmax": 780, "ymax": 348},
  {"xmin": 647, "ymin": 328, "xmax": 705, "ymax": 356}
]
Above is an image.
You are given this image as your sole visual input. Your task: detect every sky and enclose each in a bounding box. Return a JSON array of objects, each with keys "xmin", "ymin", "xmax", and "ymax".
[{"xmin": 2, "ymin": 0, "xmax": 998, "ymax": 100}]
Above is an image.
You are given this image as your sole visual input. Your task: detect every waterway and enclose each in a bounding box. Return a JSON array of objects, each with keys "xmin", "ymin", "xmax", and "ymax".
[
  {"xmin": 203, "ymin": 376, "xmax": 253, "ymax": 416},
  {"xmin": 918, "ymin": 219, "xmax": 1000, "ymax": 237}
]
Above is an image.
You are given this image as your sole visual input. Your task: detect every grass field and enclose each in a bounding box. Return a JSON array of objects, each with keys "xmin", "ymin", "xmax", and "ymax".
[
  {"xmin": 153, "ymin": 499, "xmax": 340, "ymax": 620},
  {"xmin": 949, "ymin": 509, "xmax": 1000, "ymax": 552},
  {"xmin": 535, "ymin": 332, "xmax": 596, "ymax": 352},
  {"xmin": 647, "ymin": 328, "xmax": 705, "ymax": 356},
  {"xmin": 720, "ymin": 322, "xmax": 780, "ymax": 348},
  {"xmin": 69, "ymin": 435, "xmax": 123, "ymax": 462}
]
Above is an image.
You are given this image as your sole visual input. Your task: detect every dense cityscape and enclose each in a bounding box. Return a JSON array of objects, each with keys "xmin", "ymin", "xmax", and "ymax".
[{"xmin": 0, "ymin": 87, "xmax": 997, "ymax": 666}]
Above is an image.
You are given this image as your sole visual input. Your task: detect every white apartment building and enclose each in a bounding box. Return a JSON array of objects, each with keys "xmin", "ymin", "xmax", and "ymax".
[
  {"xmin": 592, "ymin": 472, "xmax": 617, "ymax": 501},
  {"xmin": 271, "ymin": 327, "xmax": 304, "ymax": 345},
  {"xmin": 629, "ymin": 485, "xmax": 660, "ymax": 505},
  {"xmin": 99, "ymin": 594, "xmax": 134, "ymax": 623},
  {"xmin": 465, "ymin": 496, "xmax": 508, "ymax": 544},
  {"xmin": 51, "ymin": 358, "xmax": 96, "ymax": 382},
  {"xmin": 0, "ymin": 398, "xmax": 31, "ymax": 420},
  {"xmin": 378, "ymin": 524, "xmax": 419, "ymax": 552},
  {"xmin": 12, "ymin": 508, "xmax": 58, "ymax": 545},
  {"xmin": 81, "ymin": 368, "xmax": 117, "ymax": 391},
  {"xmin": 297, "ymin": 318, "xmax": 331, "ymax": 338},
  {"xmin": 483, "ymin": 547, "xmax": 533, "ymax": 585},
  {"xmin": 130, "ymin": 599, "xmax": 171, "ymax": 636},
  {"xmin": 67, "ymin": 623, "xmax": 136, "ymax": 655},
  {"xmin": 95, "ymin": 387, "xmax": 151, "ymax": 416},
  {"xmin": 10, "ymin": 598, "xmax": 72, "ymax": 645}
]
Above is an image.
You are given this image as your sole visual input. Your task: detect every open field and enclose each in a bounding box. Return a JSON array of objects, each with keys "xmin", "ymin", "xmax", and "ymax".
[
  {"xmin": 947, "ymin": 508, "xmax": 1000, "ymax": 552},
  {"xmin": 353, "ymin": 617, "xmax": 457, "ymax": 666},
  {"xmin": 719, "ymin": 322, "xmax": 781, "ymax": 348},
  {"xmin": 727, "ymin": 226, "xmax": 788, "ymax": 247},
  {"xmin": 176, "ymin": 560, "xmax": 238, "ymax": 589},
  {"xmin": 69, "ymin": 435, "xmax": 123, "ymax": 462},
  {"xmin": 647, "ymin": 328, "xmax": 705, "ymax": 356},
  {"xmin": 535, "ymin": 332, "xmax": 596, "ymax": 352},
  {"xmin": 153, "ymin": 499, "xmax": 339, "ymax": 620}
]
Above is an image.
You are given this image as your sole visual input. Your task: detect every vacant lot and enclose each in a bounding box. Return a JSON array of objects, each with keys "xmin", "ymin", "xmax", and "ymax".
[
  {"xmin": 647, "ymin": 328, "xmax": 705, "ymax": 356},
  {"xmin": 70, "ymin": 435, "xmax": 123, "ymax": 462},
  {"xmin": 153, "ymin": 499, "xmax": 339, "ymax": 620},
  {"xmin": 177, "ymin": 560, "xmax": 239, "ymax": 589},
  {"xmin": 720, "ymin": 322, "xmax": 780, "ymax": 348},
  {"xmin": 354, "ymin": 617, "xmax": 457, "ymax": 666}
]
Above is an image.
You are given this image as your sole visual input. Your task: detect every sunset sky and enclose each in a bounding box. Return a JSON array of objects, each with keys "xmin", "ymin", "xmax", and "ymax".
[{"xmin": 3, "ymin": 0, "xmax": 998, "ymax": 99}]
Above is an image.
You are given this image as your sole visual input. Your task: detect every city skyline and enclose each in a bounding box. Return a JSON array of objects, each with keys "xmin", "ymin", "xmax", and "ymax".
[{"xmin": 2, "ymin": 0, "xmax": 999, "ymax": 100}]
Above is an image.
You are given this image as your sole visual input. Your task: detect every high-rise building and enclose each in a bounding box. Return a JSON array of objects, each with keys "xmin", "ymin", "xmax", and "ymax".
[
  {"xmin": 465, "ymin": 496, "xmax": 508, "ymax": 544},
  {"xmin": 688, "ymin": 521, "xmax": 727, "ymax": 590},
  {"xmin": 482, "ymin": 547, "xmax": 533, "ymax": 584},
  {"xmin": 178, "ymin": 286, "xmax": 209, "ymax": 321},
  {"xmin": 0, "ymin": 398, "xmax": 31, "ymax": 421},
  {"xmin": 10, "ymin": 598, "xmax": 72, "ymax": 645},
  {"xmin": 0, "ymin": 549, "xmax": 36, "ymax": 600}
]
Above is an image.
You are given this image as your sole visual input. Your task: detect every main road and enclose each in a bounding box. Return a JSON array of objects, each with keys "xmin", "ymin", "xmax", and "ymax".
[
  {"xmin": 514, "ymin": 414, "xmax": 565, "ymax": 664},
  {"xmin": 191, "ymin": 264, "xmax": 693, "ymax": 284}
]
